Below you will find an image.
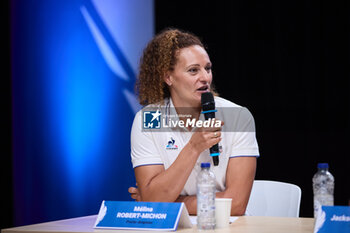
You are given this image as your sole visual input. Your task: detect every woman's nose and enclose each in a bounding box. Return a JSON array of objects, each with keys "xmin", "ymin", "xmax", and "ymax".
[{"xmin": 199, "ymin": 68, "xmax": 211, "ymax": 82}]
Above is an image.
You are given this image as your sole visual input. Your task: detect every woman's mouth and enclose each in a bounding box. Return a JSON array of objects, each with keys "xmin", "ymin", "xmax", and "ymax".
[{"xmin": 196, "ymin": 85, "xmax": 209, "ymax": 92}]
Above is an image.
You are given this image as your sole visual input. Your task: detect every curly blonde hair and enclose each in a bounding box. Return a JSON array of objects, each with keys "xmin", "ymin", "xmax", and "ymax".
[{"xmin": 136, "ymin": 28, "xmax": 215, "ymax": 106}]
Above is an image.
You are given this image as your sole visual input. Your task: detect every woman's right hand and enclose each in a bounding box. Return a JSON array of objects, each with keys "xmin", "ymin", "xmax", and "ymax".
[{"xmin": 188, "ymin": 119, "xmax": 223, "ymax": 154}]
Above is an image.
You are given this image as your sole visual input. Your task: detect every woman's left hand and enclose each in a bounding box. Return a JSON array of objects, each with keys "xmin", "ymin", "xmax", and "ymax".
[{"xmin": 128, "ymin": 185, "xmax": 141, "ymax": 201}]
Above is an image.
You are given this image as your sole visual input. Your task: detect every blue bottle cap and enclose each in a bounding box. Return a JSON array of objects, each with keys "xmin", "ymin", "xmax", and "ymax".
[
  {"xmin": 201, "ymin": 163, "xmax": 211, "ymax": 168},
  {"xmin": 317, "ymin": 163, "xmax": 329, "ymax": 169}
]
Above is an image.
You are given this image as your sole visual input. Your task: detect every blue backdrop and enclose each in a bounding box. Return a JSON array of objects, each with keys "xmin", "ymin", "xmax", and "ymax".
[{"xmin": 11, "ymin": 0, "xmax": 153, "ymax": 226}]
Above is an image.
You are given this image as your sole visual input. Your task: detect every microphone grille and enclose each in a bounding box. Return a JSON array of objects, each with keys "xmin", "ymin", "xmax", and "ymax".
[{"xmin": 201, "ymin": 92, "xmax": 214, "ymax": 105}]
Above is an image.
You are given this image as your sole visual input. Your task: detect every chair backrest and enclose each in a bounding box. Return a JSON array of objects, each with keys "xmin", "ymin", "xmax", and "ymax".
[{"xmin": 246, "ymin": 180, "xmax": 302, "ymax": 217}]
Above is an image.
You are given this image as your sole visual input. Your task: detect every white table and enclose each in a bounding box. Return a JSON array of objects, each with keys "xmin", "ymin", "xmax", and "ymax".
[{"xmin": 1, "ymin": 215, "xmax": 315, "ymax": 233}]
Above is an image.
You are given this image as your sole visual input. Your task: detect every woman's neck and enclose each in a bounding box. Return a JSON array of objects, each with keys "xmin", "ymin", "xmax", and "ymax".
[{"xmin": 171, "ymin": 98, "xmax": 201, "ymax": 130}]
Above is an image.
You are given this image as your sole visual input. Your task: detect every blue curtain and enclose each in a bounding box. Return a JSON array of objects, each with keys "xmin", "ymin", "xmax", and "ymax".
[{"xmin": 11, "ymin": 0, "xmax": 153, "ymax": 226}]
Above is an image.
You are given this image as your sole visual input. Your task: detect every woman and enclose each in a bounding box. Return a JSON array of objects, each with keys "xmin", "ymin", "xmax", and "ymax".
[{"xmin": 128, "ymin": 28, "xmax": 259, "ymax": 215}]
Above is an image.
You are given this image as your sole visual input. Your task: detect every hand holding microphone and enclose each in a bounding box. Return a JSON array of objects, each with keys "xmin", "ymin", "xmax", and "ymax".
[
  {"xmin": 201, "ymin": 92, "xmax": 220, "ymax": 166},
  {"xmin": 188, "ymin": 92, "xmax": 222, "ymax": 166},
  {"xmin": 189, "ymin": 120, "xmax": 222, "ymax": 153}
]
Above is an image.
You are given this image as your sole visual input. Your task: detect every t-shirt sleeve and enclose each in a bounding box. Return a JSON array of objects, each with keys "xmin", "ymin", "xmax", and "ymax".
[
  {"xmin": 229, "ymin": 107, "xmax": 260, "ymax": 158},
  {"xmin": 130, "ymin": 110, "xmax": 164, "ymax": 168}
]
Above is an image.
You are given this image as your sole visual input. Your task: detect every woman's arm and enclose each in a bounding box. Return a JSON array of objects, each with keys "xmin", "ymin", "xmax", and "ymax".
[
  {"xmin": 175, "ymin": 156, "xmax": 256, "ymax": 216},
  {"xmin": 134, "ymin": 144, "xmax": 199, "ymax": 202},
  {"xmin": 218, "ymin": 156, "xmax": 256, "ymax": 215},
  {"xmin": 134, "ymin": 128, "xmax": 222, "ymax": 202}
]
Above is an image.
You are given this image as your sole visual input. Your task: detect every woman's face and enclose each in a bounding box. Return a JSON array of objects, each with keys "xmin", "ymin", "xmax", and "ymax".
[{"xmin": 166, "ymin": 45, "xmax": 212, "ymax": 108}]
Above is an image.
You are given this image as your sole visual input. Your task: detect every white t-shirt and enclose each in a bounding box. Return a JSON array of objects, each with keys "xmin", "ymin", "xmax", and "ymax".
[{"xmin": 130, "ymin": 97, "xmax": 259, "ymax": 196}]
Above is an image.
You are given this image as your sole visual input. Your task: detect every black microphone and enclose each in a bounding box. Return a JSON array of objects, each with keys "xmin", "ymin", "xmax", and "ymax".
[{"xmin": 201, "ymin": 92, "xmax": 219, "ymax": 166}]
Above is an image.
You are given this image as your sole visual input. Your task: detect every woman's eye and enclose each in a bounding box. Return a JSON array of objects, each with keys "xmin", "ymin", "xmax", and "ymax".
[
  {"xmin": 188, "ymin": 68, "xmax": 198, "ymax": 73},
  {"xmin": 205, "ymin": 66, "xmax": 212, "ymax": 72}
]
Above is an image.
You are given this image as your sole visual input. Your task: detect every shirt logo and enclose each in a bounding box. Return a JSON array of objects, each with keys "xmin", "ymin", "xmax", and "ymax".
[
  {"xmin": 143, "ymin": 110, "xmax": 161, "ymax": 129},
  {"xmin": 166, "ymin": 137, "xmax": 178, "ymax": 150}
]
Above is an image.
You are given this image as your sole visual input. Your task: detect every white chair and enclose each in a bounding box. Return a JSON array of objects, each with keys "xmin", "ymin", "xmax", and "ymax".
[{"xmin": 246, "ymin": 180, "xmax": 302, "ymax": 217}]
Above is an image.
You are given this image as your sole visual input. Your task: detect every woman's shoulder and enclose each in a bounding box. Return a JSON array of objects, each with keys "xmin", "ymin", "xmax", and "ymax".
[
  {"xmin": 215, "ymin": 96, "xmax": 256, "ymax": 131},
  {"xmin": 214, "ymin": 97, "xmax": 254, "ymax": 118},
  {"xmin": 214, "ymin": 96, "xmax": 243, "ymax": 108},
  {"xmin": 134, "ymin": 99, "xmax": 168, "ymax": 119}
]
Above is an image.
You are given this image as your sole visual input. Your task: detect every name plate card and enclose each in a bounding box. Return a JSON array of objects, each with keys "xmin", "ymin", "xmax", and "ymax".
[
  {"xmin": 94, "ymin": 201, "xmax": 192, "ymax": 231},
  {"xmin": 314, "ymin": 206, "xmax": 350, "ymax": 233}
]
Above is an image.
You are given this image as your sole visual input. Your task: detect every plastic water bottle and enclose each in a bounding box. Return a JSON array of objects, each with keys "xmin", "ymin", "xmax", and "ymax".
[
  {"xmin": 312, "ymin": 163, "xmax": 334, "ymax": 217},
  {"xmin": 197, "ymin": 162, "xmax": 216, "ymax": 230}
]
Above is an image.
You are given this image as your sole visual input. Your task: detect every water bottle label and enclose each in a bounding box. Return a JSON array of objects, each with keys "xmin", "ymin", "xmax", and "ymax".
[
  {"xmin": 198, "ymin": 184, "xmax": 215, "ymax": 188},
  {"xmin": 314, "ymin": 200, "xmax": 321, "ymax": 218},
  {"xmin": 314, "ymin": 195, "xmax": 334, "ymax": 217}
]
